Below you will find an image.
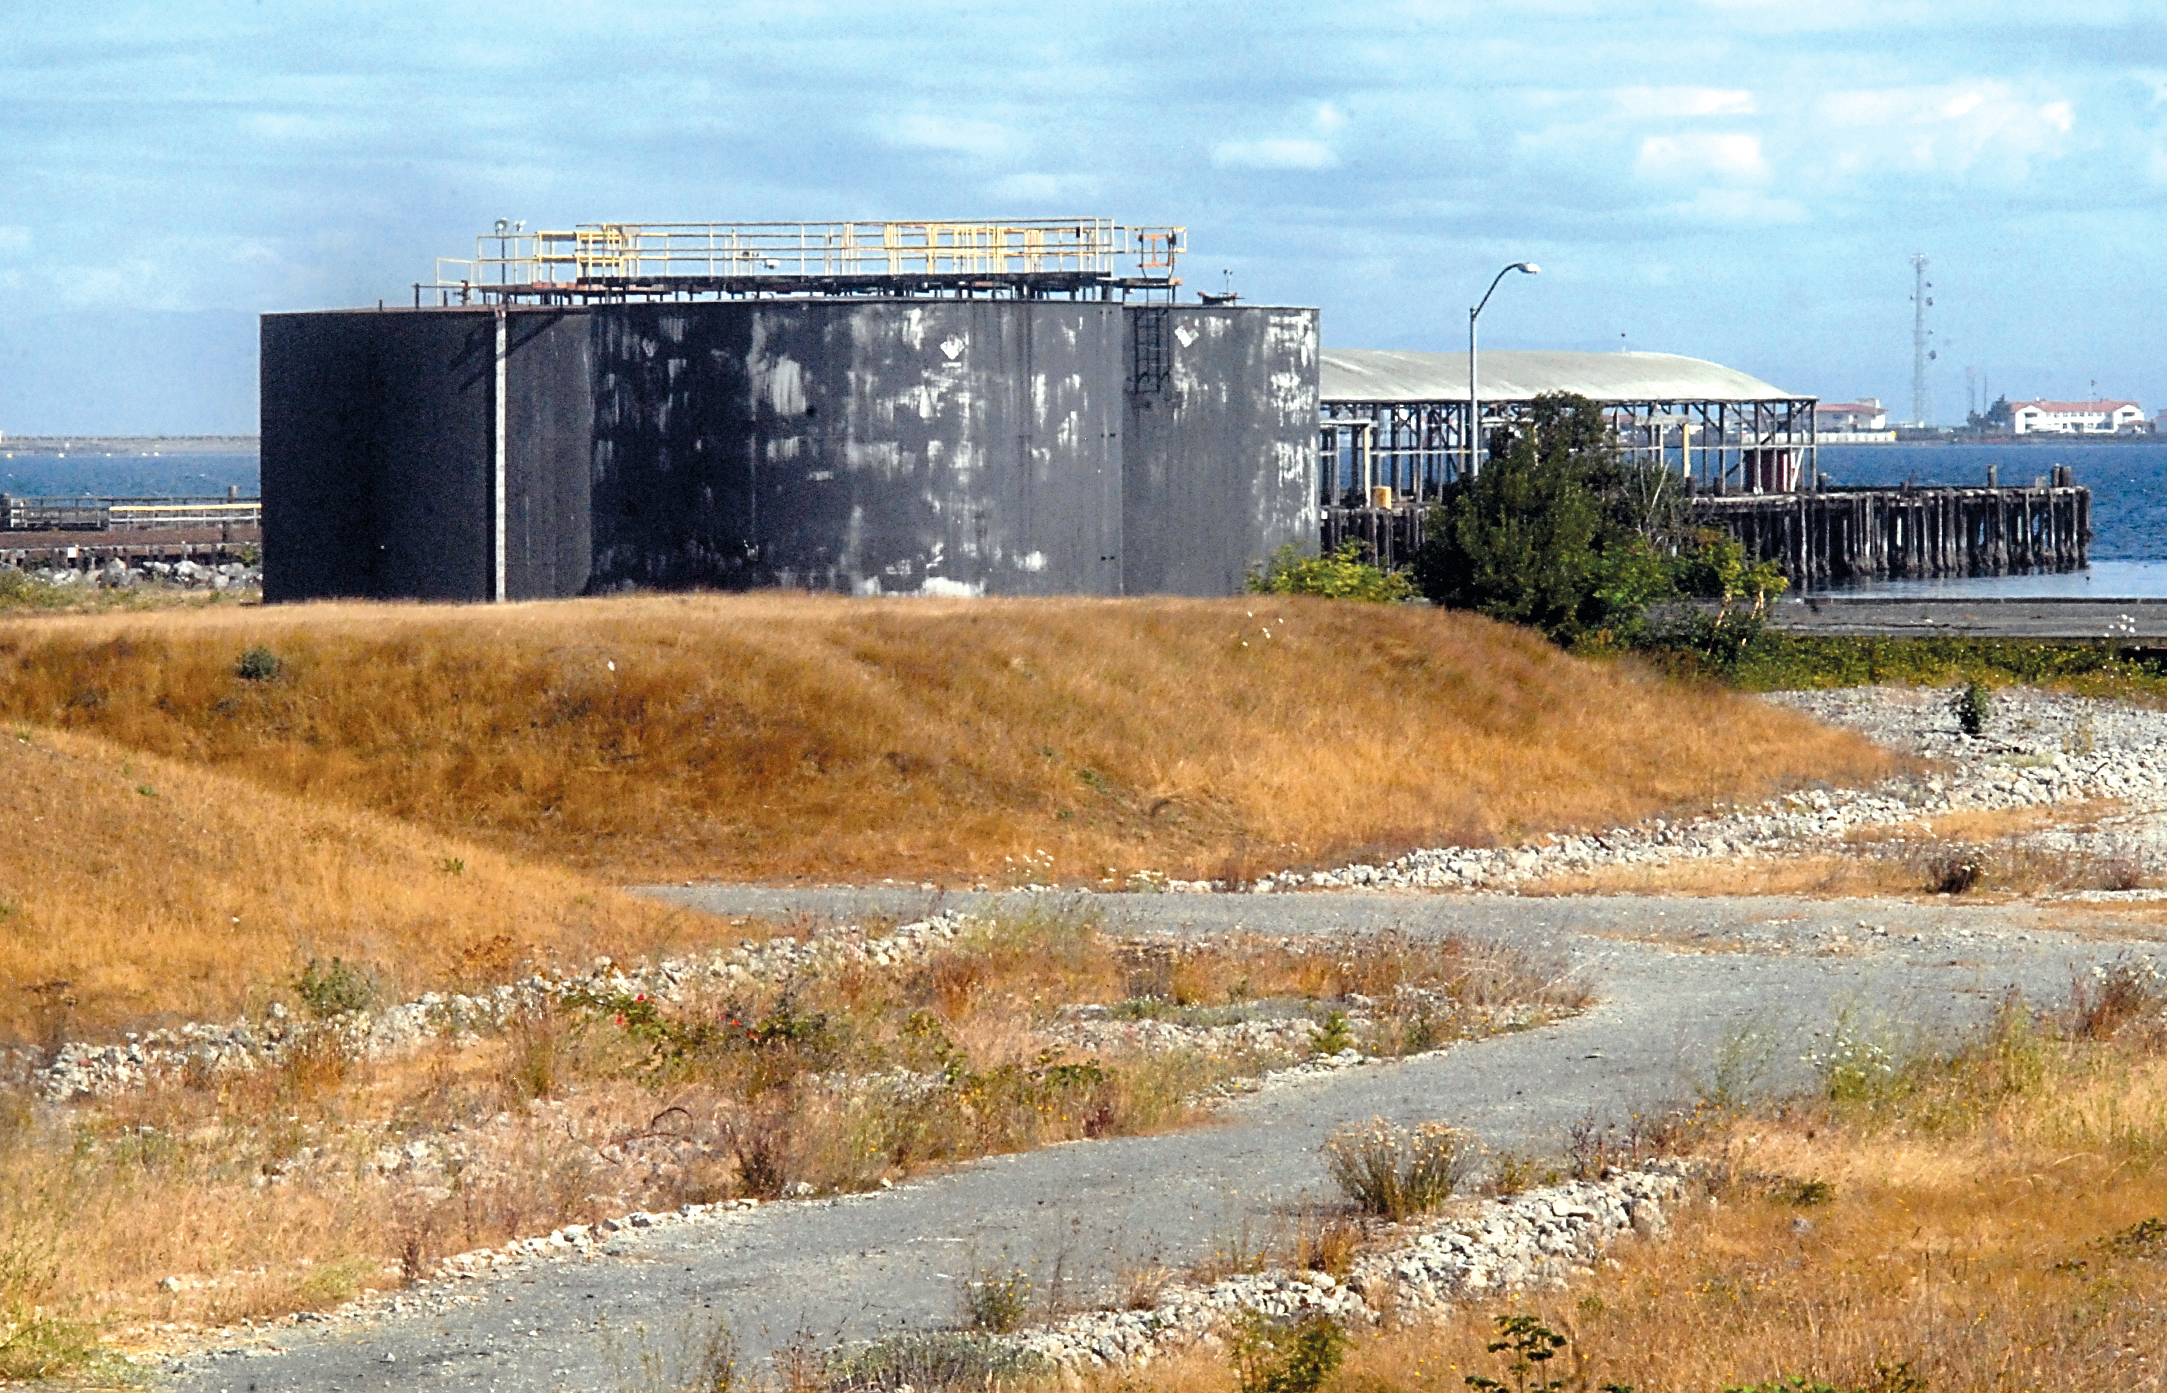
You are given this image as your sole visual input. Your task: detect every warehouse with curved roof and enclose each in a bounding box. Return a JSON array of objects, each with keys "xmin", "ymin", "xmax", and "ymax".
[{"xmin": 1318, "ymin": 347, "xmax": 1816, "ymax": 503}]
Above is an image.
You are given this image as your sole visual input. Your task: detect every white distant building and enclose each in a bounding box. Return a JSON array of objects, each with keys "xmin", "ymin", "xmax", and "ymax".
[
  {"xmin": 1816, "ymin": 398, "xmax": 1888, "ymax": 431},
  {"xmin": 2009, "ymin": 399, "xmax": 2146, "ymax": 435}
]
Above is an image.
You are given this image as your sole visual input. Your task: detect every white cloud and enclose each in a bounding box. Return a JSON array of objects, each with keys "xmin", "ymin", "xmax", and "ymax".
[
  {"xmin": 987, "ymin": 172, "xmax": 1102, "ymax": 203},
  {"xmin": 1666, "ymin": 188, "xmax": 1809, "ymax": 224},
  {"xmin": 1615, "ymin": 87, "xmax": 1756, "ymax": 118},
  {"xmin": 1813, "ymin": 82, "xmax": 2075, "ymax": 178},
  {"xmin": 1211, "ymin": 138, "xmax": 1337, "ymax": 170},
  {"xmin": 879, "ymin": 114, "xmax": 1024, "ymax": 160},
  {"xmin": 1636, "ymin": 133, "xmax": 1768, "ymax": 179},
  {"xmin": 0, "ymin": 226, "xmax": 29, "ymax": 256}
]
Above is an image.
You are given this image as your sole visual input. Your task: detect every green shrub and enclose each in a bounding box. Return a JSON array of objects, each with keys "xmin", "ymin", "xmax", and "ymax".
[
  {"xmin": 1233, "ymin": 1313, "xmax": 1347, "ymax": 1393},
  {"xmin": 294, "ymin": 956, "xmax": 378, "ymax": 1018},
  {"xmin": 1413, "ymin": 393, "xmax": 1697, "ymax": 645},
  {"xmin": 1464, "ymin": 1314, "xmax": 1572, "ymax": 1393},
  {"xmin": 1954, "ymin": 679, "xmax": 1993, "ymax": 736},
  {"xmin": 1248, "ymin": 541, "xmax": 1414, "ymax": 602},
  {"xmin": 235, "ymin": 645, "xmax": 283, "ymax": 681}
]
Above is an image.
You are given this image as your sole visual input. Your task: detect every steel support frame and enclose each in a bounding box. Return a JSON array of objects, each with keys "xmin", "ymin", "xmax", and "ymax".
[{"xmin": 1317, "ymin": 395, "xmax": 1818, "ymax": 505}]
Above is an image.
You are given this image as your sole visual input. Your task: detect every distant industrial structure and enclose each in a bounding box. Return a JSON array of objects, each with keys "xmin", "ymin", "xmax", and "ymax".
[
  {"xmin": 2004, "ymin": 398, "xmax": 2147, "ymax": 436},
  {"xmin": 1814, "ymin": 398, "xmax": 1895, "ymax": 443},
  {"xmin": 264, "ymin": 220, "xmax": 1317, "ymax": 603},
  {"xmin": 257, "ymin": 218, "xmax": 2089, "ymax": 601}
]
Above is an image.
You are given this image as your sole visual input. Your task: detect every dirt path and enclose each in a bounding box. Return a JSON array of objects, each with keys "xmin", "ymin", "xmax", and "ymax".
[{"xmin": 164, "ymin": 889, "xmax": 2153, "ymax": 1393}]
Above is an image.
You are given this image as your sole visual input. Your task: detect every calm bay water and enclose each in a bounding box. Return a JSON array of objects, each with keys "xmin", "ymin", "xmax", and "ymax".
[
  {"xmin": 0, "ymin": 443, "xmax": 2155, "ymax": 595},
  {"xmin": 0, "ymin": 451, "xmax": 259, "ymax": 499},
  {"xmin": 1815, "ymin": 442, "xmax": 2167, "ymax": 597}
]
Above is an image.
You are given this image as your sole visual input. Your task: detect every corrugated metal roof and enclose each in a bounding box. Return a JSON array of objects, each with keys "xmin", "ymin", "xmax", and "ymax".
[{"xmin": 1320, "ymin": 349, "xmax": 1806, "ymax": 404}]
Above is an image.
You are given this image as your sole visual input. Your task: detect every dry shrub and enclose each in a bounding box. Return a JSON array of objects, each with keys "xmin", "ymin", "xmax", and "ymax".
[
  {"xmin": 1322, "ymin": 1118, "xmax": 1475, "ymax": 1219},
  {"xmin": 0, "ymin": 593, "xmax": 1892, "ymax": 884}
]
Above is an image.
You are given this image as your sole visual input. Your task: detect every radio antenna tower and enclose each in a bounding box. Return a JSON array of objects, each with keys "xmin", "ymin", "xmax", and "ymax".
[{"xmin": 1910, "ymin": 253, "xmax": 1933, "ymax": 426}]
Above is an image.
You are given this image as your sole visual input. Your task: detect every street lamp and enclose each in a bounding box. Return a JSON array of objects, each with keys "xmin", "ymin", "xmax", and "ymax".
[{"xmin": 1468, "ymin": 262, "xmax": 1540, "ymax": 477}]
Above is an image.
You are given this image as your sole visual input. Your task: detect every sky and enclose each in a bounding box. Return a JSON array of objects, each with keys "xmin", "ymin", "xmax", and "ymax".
[{"xmin": 2, "ymin": 0, "xmax": 2163, "ymax": 433}]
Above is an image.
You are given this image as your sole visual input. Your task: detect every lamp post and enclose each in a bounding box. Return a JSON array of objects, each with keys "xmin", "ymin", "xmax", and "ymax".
[{"xmin": 1468, "ymin": 262, "xmax": 1540, "ymax": 477}]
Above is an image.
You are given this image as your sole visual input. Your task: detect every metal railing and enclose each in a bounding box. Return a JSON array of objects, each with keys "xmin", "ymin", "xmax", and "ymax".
[
  {"xmin": 431, "ymin": 219, "xmax": 1186, "ymax": 296},
  {"xmin": 0, "ymin": 496, "xmax": 261, "ymax": 532}
]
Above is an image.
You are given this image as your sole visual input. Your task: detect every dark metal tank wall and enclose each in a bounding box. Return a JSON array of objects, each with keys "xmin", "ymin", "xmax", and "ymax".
[
  {"xmin": 1120, "ymin": 305, "xmax": 1320, "ymax": 596},
  {"xmin": 260, "ymin": 308, "xmax": 593, "ymax": 602},
  {"xmin": 587, "ymin": 300, "xmax": 1125, "ymax": 596}
]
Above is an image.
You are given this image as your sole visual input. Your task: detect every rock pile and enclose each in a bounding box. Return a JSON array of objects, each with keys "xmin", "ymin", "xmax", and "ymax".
[
  {"xmin": 32, "ymin": 916, "xmax": 975, "ymax": 1101},
  {"xmin": 20, "ymin": 558, "xmax": 262, "ymax": 591},
  {"xmin": 1008, "ymin": 1165, "xmax": 1694, "ymax": 1371},
  {"xmin": 1252, "ymin": 686, "xmax": 2167, "ymax": 894}
]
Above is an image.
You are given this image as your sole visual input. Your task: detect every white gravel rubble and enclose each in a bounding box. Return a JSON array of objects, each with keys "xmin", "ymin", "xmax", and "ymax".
[
  {"xmin": 1005, "ymin": 1165, "xmax": 1694, "ymax": 1371},
  {"xmin": 1243, "ymin": 686, "xmax": 2167, "ymax": 895},
  {"xmin": 26, "ymin": 915, "xmax": 974, "ymax": 1102}
]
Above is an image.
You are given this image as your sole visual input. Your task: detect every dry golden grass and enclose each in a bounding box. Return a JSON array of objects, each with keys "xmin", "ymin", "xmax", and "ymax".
[
  {"xmin": 1096, "ymin": 1008, "xmax": 2167, "ymax": 1393},
  {"xmin": 0, "ymin": 916, "xmax": 1575, "ymax": 1349},
  {"xmin": 1531, "ymin": 801, "xmax": 2140, "ymax": 902},
  {"xmin": 0, "ymin": 724, "xmax": 731, "ymax": 1044},
  {"xmin": 0, "ymin": 594, "xmax": 1892, "ymax": 885}
]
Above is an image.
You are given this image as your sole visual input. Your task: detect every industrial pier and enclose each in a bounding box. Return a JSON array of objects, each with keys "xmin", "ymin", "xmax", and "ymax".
[{"xmin": 1314, "ymin": 349, "xmax": 2090, "ymax": 585}]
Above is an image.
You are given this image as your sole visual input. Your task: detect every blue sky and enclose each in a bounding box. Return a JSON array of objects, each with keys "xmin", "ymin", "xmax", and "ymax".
[{"xmin": 2, "ymin": 0, "xmax": 2162, "ymax": 432}]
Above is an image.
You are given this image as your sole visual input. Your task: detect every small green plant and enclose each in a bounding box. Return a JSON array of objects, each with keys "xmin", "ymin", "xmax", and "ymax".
[
  {"xmin": 294, "ymin": 956, "xmax": 378, "ymax": 1018},
  {"xmin": 1232, "ymin": 1313, "xmax": 1347, "ymax": 1393},
  {"xmin": 439, "ymin": 856, "xmax": 465, "ymax": 875},
  {"xmin": 1464, "ymin": 1314, "xmax": 1568, "ymax": 1393},
  {"xmin": 959, "ymin": 1261, "xmax": 1032, "ymax": 1334},
  {"xmin": 1780, "ymin": 1177, "xmax": 1837, "ymax": 1207},
  {"xmin": 1248, "ymin": 541, "xmax": 1415, "ymax": 602},
  {"xmin": 1954, "ymin": 680, "xmax": 1992, "ymax": 736},
  {"xmin": 1312, "ymin": 1010, "xmax": 1354, "ymax": 1056},
  {"xmin": 1804, "ymin": 1007, "xmax": 1904, "ymax": 1105},
  {"xmin": 1323, "ymin": 1117, "xmax": 1473, "ymax": 1219},
  {"xmin": 235, "ymin": 645, "xmax": 283, "ymax": 681}
]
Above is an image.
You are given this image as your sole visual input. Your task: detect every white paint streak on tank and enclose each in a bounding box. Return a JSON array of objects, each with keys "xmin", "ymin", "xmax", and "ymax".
[
  {"xmin": 1017, "ymin": 551, "xmax": 1047, "ymax": 572},
  {"xmin": 659, "ymin": 315, "xmax": 687, "ymax": 344},
  {"xmin": 765, "ymin": 436, "xmax": 801, "ymax": 461},
  {"xmin": 764, "ymin": 358, "xmax": 805, "ymax": 416},
  {"xmin": 918, "ymin": 576, "xmax": 986, "ymax": 597},
  {"xmin": 843, "ymin": 440, "xmax": 901, "ymax": 478}
]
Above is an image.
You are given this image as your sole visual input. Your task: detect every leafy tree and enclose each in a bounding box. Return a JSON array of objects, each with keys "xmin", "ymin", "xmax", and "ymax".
[{"xmin": 1412, "ymin": 393, "xmax": 1686, "ymax": 644}]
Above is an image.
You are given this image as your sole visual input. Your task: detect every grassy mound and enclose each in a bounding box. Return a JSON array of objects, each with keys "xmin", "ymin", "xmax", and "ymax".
[
  {"xmin": 0, "ymin": 594, "xmax": 1891, "ymax": 884},
  {"xmin": 0, "ymin": 726, "xmax": 701, "ymax": 1043}
]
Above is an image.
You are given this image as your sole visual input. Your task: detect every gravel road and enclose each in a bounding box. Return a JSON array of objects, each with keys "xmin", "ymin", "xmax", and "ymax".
[{"xmin": 166, "ymin": 888, "xmax": 2160, "ymax": 1393}]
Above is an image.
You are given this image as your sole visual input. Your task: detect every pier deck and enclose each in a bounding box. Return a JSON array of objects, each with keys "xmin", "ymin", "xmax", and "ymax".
[{"xmin": 1770, "ymin": 596, "xmax": 2167, "ymax": 642}]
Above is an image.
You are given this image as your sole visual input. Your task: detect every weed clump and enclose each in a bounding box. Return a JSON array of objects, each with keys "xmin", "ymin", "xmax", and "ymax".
[
  {"xmin": 1954, "ymin": 679, "xmax": 1992, "ymax": 736},
  {"xmin": 958, "ymin": 1261, "xmax": 1033, "ymax": 1333},
  {"xmin": 828, "ymin": 1332, "xmax": 1046, "ymax": 1392},
  {"xmin": 1323, "ymin": 1117, "xmax": 1473, "ymax": 1218},
  {"xmin": 294, "ymin": 956, "xmax": 378, "ymax": 1018},
  {"xmin": 1248, "ymin": 541, "xmax": 1414, "ymax": 603},
  {"xmin": 1232, "ymin": 1312, "xmax": 1347, "ymax": 1393},
  {"xmin": 234, "ymin": 644, "xmax": 282, "ymax": 681}
]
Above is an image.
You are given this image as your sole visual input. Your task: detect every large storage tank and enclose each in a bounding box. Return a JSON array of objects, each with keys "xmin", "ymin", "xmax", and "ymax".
[{"xmin": 261, "ymin": 298, "xmax": 1318, "ymax": 603}]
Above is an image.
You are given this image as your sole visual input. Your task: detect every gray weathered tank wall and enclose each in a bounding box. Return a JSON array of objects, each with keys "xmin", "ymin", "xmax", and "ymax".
[
  {"xmin": 261, "ymin": 308, "xmax": 591, "ymax": 603},
  {"xmin": 589, "ymin": 300, "xmax": 1124, "ymax": 596},
  {"xmin": 1121, "ymin": 306, "xmax": 1320, "ymax": 596},
  {"xmin": 263, "ymin": 298, "xmax": 1316, "ymax": 603}
]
